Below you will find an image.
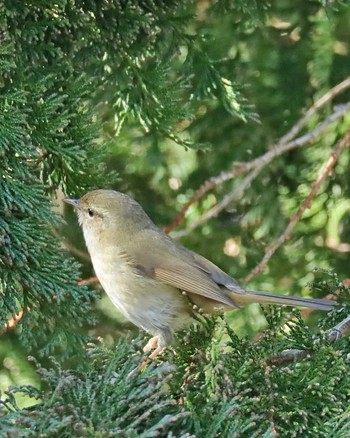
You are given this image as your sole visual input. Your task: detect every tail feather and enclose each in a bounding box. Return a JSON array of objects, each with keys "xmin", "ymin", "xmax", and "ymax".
[{"xmin": 239, "ymin": 290, "xmax": 335, "ymax": 311}]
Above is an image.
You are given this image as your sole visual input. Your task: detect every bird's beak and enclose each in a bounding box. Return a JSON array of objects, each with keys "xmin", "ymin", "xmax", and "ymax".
[{"xmin": 63, "ymin": 198, "xmax": 79, "ymax": 208}]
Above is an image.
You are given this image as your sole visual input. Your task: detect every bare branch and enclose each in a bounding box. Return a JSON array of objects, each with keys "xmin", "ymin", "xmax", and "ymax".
[
  {"xmin": 279, "ymin": 76, "xmax": 350, "ymax": 145},
  {"xmin": 266, "ymin": 349, "xmax": 311, "ymax": 367},
  {"xmin": 0, "ymin": 310, "xmax": 24, "ymax": 334},
  {"xmin": 52, "ymin": 228, "xmax": 91, "ymax": 262},
  {"xmin": 165, "ymin": 79, "xmax": 350, "ymax": 234},
  {"xmin": 327, "ymin": 313, "xmax": 350, "ymax": 342},
  {"xmin": 266, "ymin": 312, "xmax": 350, "ymax": 366},
  {"xmin": 173, "ymin": 166, "xmax": 262, "ymax": 238},
  {"xmin": 236, "ymin": 102, "xmax": 350, "ymax": 173},
  {"xmin": 1, "ymin": 277, "xmax": 99, "ymax": 335},
  {"xmin": 171, "ymin": 103, "xmax": 350, "ymax": 238},
  {"xmin": 62, "ymin": 239, "xmax": 91, "ymax": 262},
  {"xmin": 244, "ymin": 127, "xmax": 350, "ymax": 283},
  {"xmin": 163, "ymin": 163, "xmax": 247, "ymax": 234},
  {"xmin": 78, "ymin": 276, "xmax": 99, "ymax": 286}
]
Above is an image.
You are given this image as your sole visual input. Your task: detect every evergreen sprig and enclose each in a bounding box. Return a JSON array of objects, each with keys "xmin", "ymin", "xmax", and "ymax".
[
  {"xmin": 0, "ymin": 37, "xmax": 105, "ymax": 356},
  {"xmin": 1, "ymin": 293, "xmax": 349, "ymax": 436},
  {"xmin": 0, "ymin": 338, "xmax": 191, "ymax": 437}
]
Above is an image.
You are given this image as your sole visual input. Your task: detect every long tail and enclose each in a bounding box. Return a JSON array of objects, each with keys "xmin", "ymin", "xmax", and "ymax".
[{"xmin": 239, "ymin": 290, "xmax": 335, "ymax": 311}]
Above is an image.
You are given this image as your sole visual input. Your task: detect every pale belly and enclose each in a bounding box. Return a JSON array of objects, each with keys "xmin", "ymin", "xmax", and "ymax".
[{"xmin": 91, "ymin": 255, "xmax": 193, "ymax": 346}]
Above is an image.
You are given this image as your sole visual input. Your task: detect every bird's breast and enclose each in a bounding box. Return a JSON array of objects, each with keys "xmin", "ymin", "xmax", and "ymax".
[{"xmin": 87, "ymin": 243, "xmax": 192, "ymax": 339}]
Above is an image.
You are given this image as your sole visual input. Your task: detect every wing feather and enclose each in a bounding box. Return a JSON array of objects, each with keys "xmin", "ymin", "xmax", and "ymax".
[
  {"xmin": 130, "ymin": 229, "xmax": 240, "ymax": 308},
  {"xmin": 154, "ymin": 266, "xmax": 238, "ymax": 308}
]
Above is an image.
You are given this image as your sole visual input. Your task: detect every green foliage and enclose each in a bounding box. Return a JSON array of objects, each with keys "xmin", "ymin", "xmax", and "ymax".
[
  {"xmin": 167, "ymin": 279, "xmax": 350, "ymax": 437},
  {"xmin": 0, "ymin": 339, "xmax": 191, "ymax": 437},
  {"xmin": 0, "ymin": 1, "xmax": 113, "ymax": 357},
  {"xmin": 3, "ymin": 0, "xmax": 251, "ymax": 150},
  {"xmin": 1, "ymin": 278, "xmax": 349, "ymax": 437}
]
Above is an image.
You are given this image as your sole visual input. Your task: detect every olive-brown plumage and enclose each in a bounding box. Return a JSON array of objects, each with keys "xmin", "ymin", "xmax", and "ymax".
[{"xmin": 64, "ymin": 189, "xmax": 335, "ymax": 348}]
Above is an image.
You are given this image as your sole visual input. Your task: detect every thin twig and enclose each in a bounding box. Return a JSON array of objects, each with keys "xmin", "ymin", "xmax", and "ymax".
[
  {"xmin": 266, "ymin": 312, "xmax": 350, "ymax": 366},
  {"xmin": 327, "ymin": 313, "xmax": 350, "ymax": 342},
  {"xmin": 172, "ymin": 166, "xmax": 262, "ymax": 238},
  {"xmin": 0, "ymin": 310, "xmax": 24, "ymax": 334},
  {"xmin": 266, "ymin": 348, "xmax": 310, "ymax": 366},
  {"xmin": 52, "ymin": 228, "xmax": 91, "ymax": 262},
  {"xmin": 165, "ymin": 79, "xmax": 350, "ymax": 234},
  {"xmin": 244, "ymin": 127, "xmax": 350, "ymax": 283},
  {"xmin": 163, "ymin": 164, "xmax": 247, "ymax": 234},
  {"xmin": 171, "ymin": 103, "xmax": 350, "ymax": 238},
  {"xmin": 62, "ymin": 240, "xmax": 91, "ymax": 262},
  {"xmin": 278, "ymin": 76, "xmax": 350, "ymax": 145},
  {"xmin": 78, "ymin": 276, "xmax": 99, "ymax": 286},
  {"xmin": 1, "ymin": 277, "xmax": 99, "ymax": 335},
  {"xmin": 233, "ymin": 102, "xmax": 350, "ymax": 173}
]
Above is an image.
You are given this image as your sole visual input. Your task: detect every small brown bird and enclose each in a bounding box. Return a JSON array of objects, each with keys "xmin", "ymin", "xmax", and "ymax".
[{"xmin": 64, "ymin": 189, "xmax": 335, "ymax": 358}]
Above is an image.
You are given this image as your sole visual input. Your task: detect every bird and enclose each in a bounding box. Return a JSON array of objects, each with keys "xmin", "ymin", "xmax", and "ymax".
[{"xmin": 64, "ymin": 189, "xmax": 335, "ymax": 359}]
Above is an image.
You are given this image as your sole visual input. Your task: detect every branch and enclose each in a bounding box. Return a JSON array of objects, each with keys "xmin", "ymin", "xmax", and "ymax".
[
  {"xmin": 52, "ymin": 228, "xmax": 91, "ymax": 262},
  {"xmin": 266, "ymin": 312, "xmax": 350, "ymax": 366},
  {"xmin": 163, "ymin": 163, "xmax": 248, "ymax": 234},
  {"xmin": 78, "ymin": 276, "xmax": 99, "ymax": 286},
  {"xmin": 1, "ymin": 277, "xmax": 100, "ymax": 335},
  {"xmin": 171, "ymin": 102, "xmax": 350, "ymax": 238},
  {"xmin": 0, "ymin": 310, "xmax": 24, "ymax": 334},
  {"xmin": 278, "ymin": 76, "xmax": 350, "ymax": 145},
  {"xmin": 244, "ymin": 127, "xmax": 350, "ymax": 283},
  {"xmin": 172, "ymin": 167, "xmax": 262, "ymax": 238},
  {"xmin": 62, "ymin": 240, "xmax": 91, "ymax": 262},
  {"xmin": 165, "ymin": 79, "xmax": 350, "ymax": 234}
]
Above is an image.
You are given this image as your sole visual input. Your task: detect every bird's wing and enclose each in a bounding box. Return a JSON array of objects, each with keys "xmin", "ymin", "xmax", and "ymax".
[
  {"xmin": 189, "ymin": 250, "xmax": 245, "ymax": 292},
  {"xmin": 132, "ymin": 229, "xmax": 241, "ymax": 308}
]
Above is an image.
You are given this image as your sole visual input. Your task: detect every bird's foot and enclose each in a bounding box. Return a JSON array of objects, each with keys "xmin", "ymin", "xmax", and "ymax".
[
  {"xmin": 143, "ymin": 335, "xmax": 160, "ymax": 353},
  {"xmin": 139, "ymin": 336, "xmax": 164, "ymax": 371}
]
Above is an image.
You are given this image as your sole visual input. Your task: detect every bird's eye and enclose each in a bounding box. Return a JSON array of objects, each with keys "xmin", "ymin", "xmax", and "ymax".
[{"xmin": 87, "ymin": 208, "xmax": 94, "ymax": 218}]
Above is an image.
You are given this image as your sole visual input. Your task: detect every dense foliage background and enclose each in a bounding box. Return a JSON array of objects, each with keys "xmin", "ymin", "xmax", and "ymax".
[{"xmin": 1, "ymin": 0, "xmax": 350, "ymax": 436}]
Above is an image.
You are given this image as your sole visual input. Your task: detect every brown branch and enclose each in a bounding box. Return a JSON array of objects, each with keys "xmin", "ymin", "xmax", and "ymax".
[
  {"xmin": 266, "ymin": 312, "xmax": 350, "ymax": 366},
  {"xmin": 171, "ymin": 102, "xmax": 350, "ymax": 238},
  {"xmin": 278, "ymin": 76, "xmax": 350, "ymax": 145},
  {"xmin": 165, "ymin": 79, "xmax": 350, "ymax": 234},
  {"xmin": 327, "ymin": 313, "xmax": 350, "ymax": 342},
  {"xmin": 244, "ymin": 127, "xmax": 350, "ymax": 283},
  {"xmin": 233, "ymin": 102, "xmax": 350, "ymax": 174},
  {"xmin": 62, "ymin": 240, "xmax": 91, "ymax": 262},
  {"xmin": 172, "ymin": 166, "xmax": 262, "ymax": 238},
  {"xmin": 266, "ymin": 348, "xmax": 310, "ymax": 366},
  {"xmin": 163, "ymin": 162, "xmax": 247, "ymax": 233},
  {"xmin": 0, "ymin": 310, "xmax": 24, "ymax": 334},
  {"xmin": 78, "ymin": 276, "xmax": 99, "ymax": 286},
  {"xmin": 52, "ymin": 228, "xmax": 91, "ymax": 262},
  {"xmin": 1, "ymin": 277, "xmax": 100, "ymax": 335}
]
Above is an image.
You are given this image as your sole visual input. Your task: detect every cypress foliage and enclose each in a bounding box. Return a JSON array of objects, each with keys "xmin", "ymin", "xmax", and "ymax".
[
  {"xmin": 1, "ymin": 280, "xmax": 350, "ymax": 436},
  {"xmin": 0, "ymin": 42, "xmax": 101, "ymax": 357}
]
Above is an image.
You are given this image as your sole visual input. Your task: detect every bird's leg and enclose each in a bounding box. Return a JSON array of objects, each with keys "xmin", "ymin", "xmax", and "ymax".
[
  {"xmin": 139, "ymin": 336, "xmax": 164, "ymax": 371},
  {"xmin": 127, "ymin": 337, "xmax": 164, "ymax": 378},
  {"xmin": 143, "ymin": 335, "xmax": 160, "ymax": 353},
  {"xmin": 147, "ymin": 345, "xmax": 163, "ymax": 360}
]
